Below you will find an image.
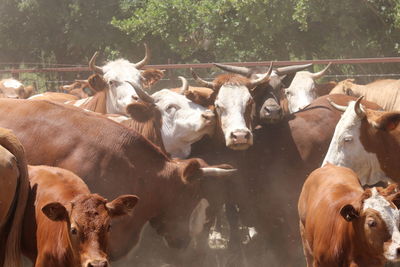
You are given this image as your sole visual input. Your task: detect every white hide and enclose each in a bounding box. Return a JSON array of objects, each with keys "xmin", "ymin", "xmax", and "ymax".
[
  {"xmin": 214, "ymin": 84, "xmax": 254, "ymax": 149},
  {"xmin": 152, "ymin": 89, "xmax": 215, "ymax": 158},
  {"xmin": 363, "ymin": 188, "xmax": 400, "ymax": 261},
  {"xmin": 285, "ymin": 71, "xmax": 318, "ymax": 113},
  {"xmin": 101, "ymin": 59, "xmax": 142, "ymax": 115},
  {"xmin": 3, "ymin": 79, "xmax": 22, "ymax": 89},
  {"xmin": 322, "ymin": 101, "xmax": 387, "ymax": 185}
]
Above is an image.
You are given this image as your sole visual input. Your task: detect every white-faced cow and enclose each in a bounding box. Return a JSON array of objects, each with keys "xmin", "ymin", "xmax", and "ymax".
[
  {"xmin": 323, "ymin": 96, "xmax": 400, "ymax": 185},
  {"xmin": 69, "ymin": 44, "xmax": 164, "ymax": 115},
  {"xmin": 299, "ymin": 164, "xmax": 400, "ymax": 267},
  {"xmin": 0, "ymin": 79, "xmax": 34, "ymax": 99}
]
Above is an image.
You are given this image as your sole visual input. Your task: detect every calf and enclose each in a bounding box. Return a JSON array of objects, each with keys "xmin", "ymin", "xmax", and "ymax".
[
  {"xmin": 323, "ymin": 96, "xmax": 400, "ymax": 185},
  {"xmin": 298, "ymin": 164, "xmax": 400, "ymax": 267},
  {"xmin": 22, "ymin": 165, "xmax": 138, "ymax": 267}
]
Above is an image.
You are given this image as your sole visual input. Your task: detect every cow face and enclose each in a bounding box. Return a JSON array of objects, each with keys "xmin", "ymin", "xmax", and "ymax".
[
  {"xmin": 152, "ymin": 89, "xmax": 216, "ymax": 158},
  {"xmin": 88, "ymin": 45, "xmax": 163, "ymax": 115},
  {"xmin": 42, "ymin": 194, "xmax": 138, "ymax": 267},
  {"xmin": 341, "ymin": 187, "xmax": 400, "ymax": 262},
  {"xmin": 149, "ymin": 159, "xmax": 236, "ymax": 249},
  {"xmin": 0, "ymin": 79, "xmax": 24, "ymax": 99},
  {"xmin": 323, "ymin": 98, "xmax": 400, "ymax": 185}
]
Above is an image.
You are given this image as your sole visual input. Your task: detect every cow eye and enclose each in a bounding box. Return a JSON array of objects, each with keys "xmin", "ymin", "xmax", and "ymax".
[
  {"xmin": 344, "ymin": 136, "xmax": 353, "ymax": 143},
  {"xmin": 367, "ymin": 219, "xmax": 377, "ymax": 227},
  {"xmin": 71, "ymin": 227, "xmax": 78, "ymax": 235},
  {"xmin": 166, "ymin": 104, "xmax": 179, "ymax": 113}
]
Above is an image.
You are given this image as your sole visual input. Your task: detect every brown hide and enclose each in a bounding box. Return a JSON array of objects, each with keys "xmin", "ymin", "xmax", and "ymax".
[
  {"xmin": 22, "ymin": 165, "xmax": 138, "ymax": 266},
  {"xmin": 298, "ymin": 164, "xmax": 396, "ymax": 267},
  {"xmin": 0, "ymin": 99, "xmax": 232, "ymax": 260},
  {"xmin": 0, "ymin": 128, "xmax": 29, "ymax": 267},
  {"xmin": 30, "ymin": 92, "xmax": 79, "ymax": 103},
  {"xmin": 141, "ymin": 69, "xmax": 165, "ymax": 89},
  {"xmin": 171, "ymin": 86, "xmax": 215, "ymax": 110}
]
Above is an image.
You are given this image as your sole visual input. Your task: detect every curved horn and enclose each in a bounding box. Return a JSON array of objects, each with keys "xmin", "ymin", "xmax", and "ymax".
[
  {"xmin": 200, "ymin": 167, "xmax": 237, "ymax": 177},
  {"xmin": 327, "ymin": 98, "xmax": 348, "ymax": 112},
  {"xmin": 249, "ymin": 62, "xmax": 273, "ymax": 88},
  {"xmin": 275, "ymin": 63, "xmax": 313, "ymax": 75},
  {"xmin": 134, "ymin": 43, "xmax": 150, "ymax": 69},
  {"xmin": 178, "ymin": 76, "xmax": 189, "ymax": 95},
  {"xmin": 190, "ymin": 68, "xmax": 215, "ymax": 90},
  {"xmin": 89, "ymin": 52, "xmax": 103, "ymax": 74},
  {"xmin": 309, "ymin": 62, "xmax": 332, "ymax": 80},
  {"xmin": 126, "ymin": 81, "xmax": 155, "ymax": 104},
  {"xmin": 354, "ymin": 96, "xmax": 365, "ymax": 118},
  {"xmin": 213, "ymin": 63, "xmax": 252, "ymax": 77}
]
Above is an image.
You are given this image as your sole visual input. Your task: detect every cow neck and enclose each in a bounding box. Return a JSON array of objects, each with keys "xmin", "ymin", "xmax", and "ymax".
[{"xmin": 360, "ymin": 117, "xmax": 400, "ymax": 180}]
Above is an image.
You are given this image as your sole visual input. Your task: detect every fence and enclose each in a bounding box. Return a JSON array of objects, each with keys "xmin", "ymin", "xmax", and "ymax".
[{"xmin": 1, "ymin": 57, "xmax": 400, "ymax": 92}]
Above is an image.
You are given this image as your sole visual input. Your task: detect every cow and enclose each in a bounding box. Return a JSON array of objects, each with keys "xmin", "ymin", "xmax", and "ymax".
[
  {"xmin": 330, "ymin": 78, "xmax": 400, "ymax": 111},
  {"xmin": 190, "ymin": 66, "xmax": 274, "ymax": 150},
  {"xmin": 323, "ymin": 96, "xmax": 400, "ymax": 185},
  {"xmin": 116, "ymin": 76, "xmax": 216, "ymax": 158},
  {"xmin": 28, "ymin": 92, "xmax": 79, "ymax": 103},
  {"xmin": 0, "ymin": 128, "xmax": 29, "ymax": 267},
  {"xmin": 298, "ymin": 164, "xmax": 400, "ymax": 267},
  {"xmin": 213, "ymin": 63, "xmax": 335, "ymax": 124},
  {"xmin": 0, "ymin": 78, "xmax": 34, "ymax": 99},
  {"xmin": 60, "ymin": 79, "xmax": 95, "ymax": 99},
  {"xmin": 22, "ymin": 165, "xmax": 139, "ymax": 267},
  {"xmin": 0, "ymin": 98, "xmax": 236, "ymax": 261},
  {"xmin": 68, "ymin": 44, "xmax": 164, "ymax": 115}
]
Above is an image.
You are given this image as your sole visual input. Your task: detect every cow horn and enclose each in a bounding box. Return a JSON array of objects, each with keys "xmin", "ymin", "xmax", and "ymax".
[
  {"xmin": 249, "ymin": 62, "xmax": 273, "ymax": 88},
  {"xmin": 178, "ymin": 76, "xmax": 189, "ymax": 95},
  {"xmin": 275, "ymin": 63, "xmax": 313, "ymax": 75},
  {"xmin": 354, "ymin": 96, "xmax": 365, "ymax": 118},
  {"xmin": 327, "ymin": 98, "xmax": 348, "ymax": 112},
  {"xmin": 200, "ymin": 167, "xmax": 237, "ymax": 177},
  {"xmin": 309, "ymin": 62, "xmax": 332, "ymax": 80},
  {"xmin": 89, "ymin": 52, "xmax": 103, "ymax": 74},
  {"xmin": 126, "ymin": 81, "xmax": 155, "ymax": 104},
  {"xmin": 74, "ymin": 79, "xmax": 88, "ymax": 83},
  {"xmin": 134, "ymin": 43, "xmax": 150, "ymax": 69},
  {"xmin": 191, "ymin": 68, "xmax": 215, "ymax": 90},
  {"xmin": 213, "ymin": 63, "xmax": 252, "ymax": 77}
]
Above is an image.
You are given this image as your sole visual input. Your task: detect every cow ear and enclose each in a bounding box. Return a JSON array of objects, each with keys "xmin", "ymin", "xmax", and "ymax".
[
  {"xmin": 141, "ymin": 69, "xmax": 164, "ymax": 88},
  {"xmin": 372, "ymin": 112, "xmax": 400, "ymax": 131},
  {"xmin": 181, "ymin": 159, "xmax": 203, "ymax": 184},
  {"xmin": 88, "ymin": 74, "xmax": 108, "ymax": 92},
  {"xmin": 42, "ymin": 202, "xmax": 68, "ymax": 221},
  {"xmin": 340, "ymin": 204, "xmax": 359, "ymax": 222},
  {"xmin": 106, "ymin": 195, "xmax": 139, "ymax": 217},
  {"xmin": 126, "ymin": 102, "xmax": 155, "ymax": 122}
]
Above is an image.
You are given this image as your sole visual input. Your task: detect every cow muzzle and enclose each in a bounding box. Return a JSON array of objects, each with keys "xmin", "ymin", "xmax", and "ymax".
[
  {"xmin": 227, "ymin": 129, "xmax": 253, "ymax": 150},
  {"xmin": 85, "ymin": 259, "xmax": 109, "ymax": 267}
]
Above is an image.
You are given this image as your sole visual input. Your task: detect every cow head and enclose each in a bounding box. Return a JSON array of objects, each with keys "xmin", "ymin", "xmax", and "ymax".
[
  {"xmin": 61, "ymin": 80, "xmax": 95, "ymax": 98},
  {"xmin": 126, "ymin": 77, "xmax": 216, "ymax": 158},
  {"xmin": 0, "ymin": 79, "xmax": 25, "ymax": 99},
  {"xmin": 340, "ymin": 186, "xmax": 400, "ymax": 262},
  {"xmin": 191, "ymin": 67, "xmax": 274, "ymax": 150},
  {"xmin": 284, "ymin": 63, "xmax": 332, "ymax": 113},
  {"xmin": 88, "ymin": 44, "xmax": 164, "ymax": 115},
  {"xmin": 213, "ymin": 63, "xmax": 313, "ymax": 124},
  {"xmin": 329, "ymin": 78, "xmax": 356, "ymax": 96},
  {"xmin": 42, "ymin": 193, "xmax": 138, "ymax": 267},
  {"xmin": 149, "ymin": 158, "xmax": 236, "ymax": 248},
  {"xmin": 323, "ymin": 97, "xmax": 400, "ymax": 185}
]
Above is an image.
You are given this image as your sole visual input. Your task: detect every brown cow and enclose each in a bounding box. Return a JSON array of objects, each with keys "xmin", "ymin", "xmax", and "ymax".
[
  {"xmin": 0, "ymin": 128, "xmax": 29, "ymax": 267},
  {"xmin": 22, "ymin": 165, "xmax": 138, "ymax": 267},
  {"xmin": 60, "ymin": 79, "xmax": 95, "ymax": 99},
  {"xmin": 0, "ymin": 79, "xmax": 34, "ymax": 99},
  {"xmin": 28, "ymin": 92, "xmax": 79, "ymax": 103},
  {"xmin": 330, "ymin": 78, "xmax": 400, "ymax": 111},
  {"xmin": 323, "ymin": 96, "xmax": 400, "ymax": 185},
  {"xmin": 299, "ymin": 164, "xmax": 400, "ymax": 267},
  {"xmin": 0, "ymin": 98, "xmax": 236, "ymax": 261}
]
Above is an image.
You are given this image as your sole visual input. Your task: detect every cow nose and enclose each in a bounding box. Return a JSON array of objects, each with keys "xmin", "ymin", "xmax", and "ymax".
[
  {"xmin": 87, "ymin": 260, "xmax": 108, "ymax": 267},
  {"xmin": 230, "ymin": 131, "xmax": 251, "ymax": 143}
]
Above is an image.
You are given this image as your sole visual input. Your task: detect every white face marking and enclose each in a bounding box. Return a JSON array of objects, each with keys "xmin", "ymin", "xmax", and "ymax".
[
  {"xmin": 102, "ymin": 59, "xmax": 142, "ymax": 114},
  {"xmin": 215, "ymin": 84, "xmax": 254, "ymax": 149},
  {"xmin": 322, "ymin": 101, "xmax": 387, "ymax": 185},
  {"xmin": 285, "ymin": 72, "xmax": 318, "ymax": 113},
  {"xmin": 189, "ymin": 198, "xmax": 209, "ymax": 238},
  {"xmin": 3, "ymin": 79, "xmax": 22, "ymax": 89},
  {"xmin": 363, "ymin": 188, "xmax": 400, "ymax": 261},
  {"xmin": 152, "ymin": 89, "xmax": 215, "ymax": 158}
]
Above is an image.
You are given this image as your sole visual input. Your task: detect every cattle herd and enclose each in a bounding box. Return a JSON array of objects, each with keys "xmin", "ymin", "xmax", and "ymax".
[{"xmin": 0, "ymin": 44, "xmax": 399, "ymax": 267}]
